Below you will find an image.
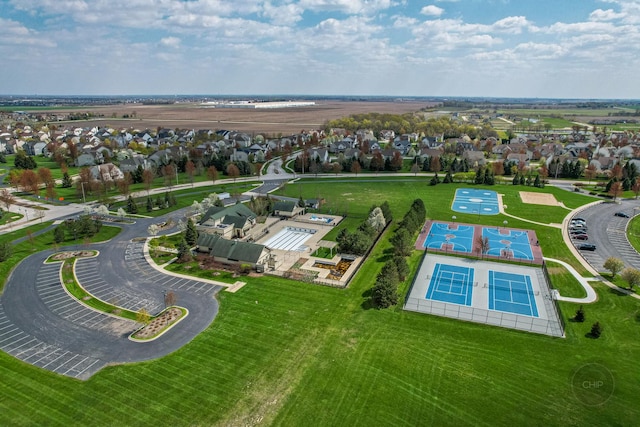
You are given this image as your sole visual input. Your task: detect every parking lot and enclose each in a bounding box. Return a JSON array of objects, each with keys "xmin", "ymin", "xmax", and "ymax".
[
  {"xmin": 570, "ymin": 201, "xmax": 640, "ymax": 272},
  {"xmin": 0, "ymin": 223, "xmax": 224, "ymax": 380}
]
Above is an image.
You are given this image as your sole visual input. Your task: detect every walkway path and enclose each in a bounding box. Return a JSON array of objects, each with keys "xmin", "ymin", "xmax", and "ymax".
[{"xmin": 544, "ymin": 257, "xmax": 597, "ymax": 303}]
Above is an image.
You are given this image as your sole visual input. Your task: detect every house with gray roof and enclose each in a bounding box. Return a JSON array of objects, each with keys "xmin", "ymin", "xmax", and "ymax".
[
  {"xmin": 196, "ymin": 234, "xmax": 271, "ymax": 269},
  {"xmin": 273, "ymin": 201, "xmax": 304, "ymax": 218},
  {"xmin": 198, "ymin": 204, "xmax": 257, "ymax": 238}
]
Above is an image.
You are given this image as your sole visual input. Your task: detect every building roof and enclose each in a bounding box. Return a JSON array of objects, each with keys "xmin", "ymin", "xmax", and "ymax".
[
  {"xmin": 200, "ymin": 203, "xmax": 256, "ymax": 225},
  {"xmin": 209, "ymin": 239, "xmax": 267, "ymax": 263},
  {"xmin": 273, "ymin": 201, "xmax": 296, "ymax": 212}
]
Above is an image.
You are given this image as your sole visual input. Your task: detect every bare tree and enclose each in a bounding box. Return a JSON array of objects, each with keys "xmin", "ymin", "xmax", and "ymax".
[
  {"xmin": 164, "ymin": 290, "xmax": 177, "ymax": 308},
  {"xmin": 226, "ymin": 163, "xmax": 240, "ymax": 182},
  {"xmin": 142, "ymin": 169, "xmax": 155, "ymax": 195},
  {"xmin": 0, "ymin": 188, "xmax": 14, "ymax": 211},
  {"xmin": 476, "ymin": 236, "xmax": 490, "ymax": 260},
  {"xmin": 207, "ymin": 165, "xmax": 218, "ymax": 184}
]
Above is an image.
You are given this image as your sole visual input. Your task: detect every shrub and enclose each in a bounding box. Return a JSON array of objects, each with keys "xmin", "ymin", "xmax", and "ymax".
[{"xmin": 590, "ymin": 322, "xmax": 602, "ymax": 338}]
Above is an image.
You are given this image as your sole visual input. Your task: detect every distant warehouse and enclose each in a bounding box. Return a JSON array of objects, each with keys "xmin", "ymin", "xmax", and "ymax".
[{"xmin": 204, "ymin": 100, "xmax": 316, "ymax": 109}]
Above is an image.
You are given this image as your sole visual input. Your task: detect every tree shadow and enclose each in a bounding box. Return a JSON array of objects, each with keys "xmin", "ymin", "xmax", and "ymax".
[
  {"xmin": 361, "ymin": 288, "xmax": 374, "ymax": 310},
  {"xmin": 584, "ymin": 332, "xmax": 600, "ymax": 339},
  {"xmin": 609, "ymin": 287, "xmax": 631, "ymax": 297}
]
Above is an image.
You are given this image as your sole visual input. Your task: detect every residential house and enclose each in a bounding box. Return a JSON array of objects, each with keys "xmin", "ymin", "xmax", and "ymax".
[
  {"xmin": 89, "ymin": 163, "xmax": 124, "ymax": 182},
  {"xmin": 462, "ymin": 151, "xmax": 486, "ymax": 167}
]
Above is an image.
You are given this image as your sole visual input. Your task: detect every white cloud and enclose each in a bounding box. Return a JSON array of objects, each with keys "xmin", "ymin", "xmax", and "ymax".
[
  {"xmin": 392, "ymin": 15, "xmax": 418, "ymax": 28},
  {"xmin": 420, "ymin": 5, "xmax": 444, "ymax": 17},
  {"xmin": 160, "ymin": 37, "xmax": 181, "ymax": 48},
  {"xmin": 300, "ymin": 0, "xmax": 395, "ymax": 15},
  {"xmin": 589, "ymin": 8, "xmax": 626, "ymax": 21},
  {"xmin": 262, "ymin": 2, "xmax": 305, "ymax": 25},
  {"xmin": 0, "ymin": 18, "xmax": 56, "ymax": 48}
]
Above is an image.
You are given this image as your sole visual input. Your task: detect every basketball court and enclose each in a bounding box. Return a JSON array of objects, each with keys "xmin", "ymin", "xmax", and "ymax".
[
  {"xmin": 416, "ymin": 221, "xmax": 543, "ymax": 264},
  {"xmin": 451, "ymin": 188, "xmax": 500, "ymax": 215},
  {"xmin": 404, "ymin": 254, "xmax": 564, "ymax": 337}
]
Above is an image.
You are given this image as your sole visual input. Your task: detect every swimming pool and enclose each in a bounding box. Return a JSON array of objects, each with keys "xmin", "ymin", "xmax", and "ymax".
[{"xmin": 310, "ymin": 215, "xmax": 333, "ymax": 224}]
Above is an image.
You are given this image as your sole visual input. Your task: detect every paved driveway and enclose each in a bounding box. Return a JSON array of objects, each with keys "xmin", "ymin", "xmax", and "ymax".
[{"xmin": 0, "ymin": 213, "xmax": 223, "ymax": 380}]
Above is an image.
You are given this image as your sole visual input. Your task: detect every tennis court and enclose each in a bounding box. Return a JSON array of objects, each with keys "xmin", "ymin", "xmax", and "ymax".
[
  {"xmin": 451, "ymin": 188, "xmax": 500, "ymax": 215},
  {"xmin": 404, "ymin": 254, "xmax": 564, "ymax": 337},
  {"xmin": 423, "ymin": 222, "xmax": 474, "ymax": 253},
  {"xmin": 488, "ymin": 271, "xmax": 539, "ymax": 317},
  {"xmin": 426, "ymin": 263, "xmax": 474, "ymax": 306},
  {"xmin": 263, "ymin": 227, "xmax": 316, "ymax": 251},
  {"xmin": 482, "ymin": 227, "xmax": 534, "ymax": 261}
]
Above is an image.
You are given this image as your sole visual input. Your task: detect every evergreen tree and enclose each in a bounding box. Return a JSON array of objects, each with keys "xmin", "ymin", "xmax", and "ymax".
[
  {"xmin": 430, "ymin": 172, "xmax": 440, "ymax": 186},
  {"xmin": 126, "ymin": 195, "xmax": 138, "ymax": 214},
  {"xmin": 512, "ymin": 173, "xmax": 520, "ymax": 185},
  {"xmin": 590, "ymin": 321, "xmax": 602, "ymax": 338},
  {"xmin": 146, "ymin": 196, "xmax": 153, "ymax": 212},
  {"xmin": 371, "ymin": 276, "xmax": 398, "ymax": 309},
  {"xmin": 443, "ymin": 171, "xmax": 453, "ymax": 183},
  {"xmin": 574, "ymin": 306, "xmax": 585, "ymax": 323},
  {"xmin": 534, "ymin": 174, "xmax": 542, "ymax": 188},
  {"xmin": 393, "ymin": 255, "xmax": 410, "ymax": 281},
  {"xmin": 474, "ymin": 167, "xmax": 484, "ymax": 184},
  {"xmin": 0, "ymin": 242, "xmax": 12, "ymax": 262},
  {"xmin": 177, "ymin": 239, "xmax": 192, "ymax": 263},
  {"xmin": 185, "ymin": 218, "xmax": 198, "ymax": 246},
  {"xmin": 54, "ymin": 225, "xmax": 66, "ymax": 244},
  {"xmin": 61, "ymin": 172, "xmax": 73, "ymax": 188}
]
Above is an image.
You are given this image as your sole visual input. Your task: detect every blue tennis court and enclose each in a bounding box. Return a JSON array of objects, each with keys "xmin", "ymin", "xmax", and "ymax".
[
  {"xmin": 482, "ymin": 227, "xmax": 534, "ymax": 261},
  {"xmin": 424, "ymin": 221, "xmax": 474, "ymax": 253},
  {"xmin": 488, "ymin": 271, "xmax": 539, "ymax": 317},
  {"xmin": 426, "ymin": 263, "xmax": 475, "ymax": 306},
  {"xmin": 451, "ymin": 188, "xmax": 499, "ymax": 215}
]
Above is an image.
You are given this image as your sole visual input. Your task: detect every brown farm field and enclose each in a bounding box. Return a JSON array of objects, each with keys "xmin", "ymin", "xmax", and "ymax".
[{"xmin": 50, "ymin": 100, "xmax": 431, "ymax": 135}]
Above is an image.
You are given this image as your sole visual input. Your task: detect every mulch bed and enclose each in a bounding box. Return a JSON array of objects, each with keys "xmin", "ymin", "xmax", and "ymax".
[{"xmin": 132, "ymin": 307, "xmax": 184, "ymax": 339}]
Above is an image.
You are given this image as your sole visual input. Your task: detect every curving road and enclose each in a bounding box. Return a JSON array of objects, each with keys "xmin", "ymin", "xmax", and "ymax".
[{"xmin": 0, "ymin": 211, "xmax": 222, "ymax": 379}]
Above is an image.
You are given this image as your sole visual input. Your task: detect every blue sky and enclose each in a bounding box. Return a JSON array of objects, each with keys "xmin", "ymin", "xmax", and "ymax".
[{"xmin": 1, "ymin": 0, "xmax": 639, "ymax": 98}]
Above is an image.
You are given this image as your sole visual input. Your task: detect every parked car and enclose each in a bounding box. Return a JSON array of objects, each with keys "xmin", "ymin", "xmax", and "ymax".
[
  {"xmin": 570, "ymin": 224, "xmax": 587, "ymax": 230},
  {"xmin": 573, "ymin": 217, "xmax": 586, "ymax": 222},
  {"xmin": 614, "ymin": 212, "xmax": 630, "ymax": 218},
  {"xmin": 571, "ymin": 219, "xmax": 586, "ymax": 225},
  {"xmin": 570, "ymin": 230, "xmax": 587, "ymax": 235},
  {"xmin": 578, "ymin": 243, "xmax": 597, "ymax": 251},
  {"xmin": 572, "ymin": 234, "xmax": 589, "ymax": 240}
]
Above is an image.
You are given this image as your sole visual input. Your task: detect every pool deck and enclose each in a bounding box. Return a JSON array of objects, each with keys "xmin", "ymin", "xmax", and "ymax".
[{"xmin": 415, "ymin": 220, "xmax": 543, "ymax": 265}]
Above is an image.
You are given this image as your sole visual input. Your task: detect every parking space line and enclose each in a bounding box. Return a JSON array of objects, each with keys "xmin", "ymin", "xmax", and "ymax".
[
  {"xmin": 12, "ymin": 337, "xmax": 39, "ymax": 355},
  {"xmin": 0, "ymin": 332, "xmax": 30, "ymax": 348},
  {"xmin": 40, "ymin": 351, "xmax": 69, "ymax": 369},
  {"xmin": 22, "ymin": 343, "xmax": 54, "ymax": 362},
  {"xmin": 61, "ymin": 354, "xmax": 89, "ymax": 375},
  {"xmin": 0, "ymin": 330, "xmax": 26, "ymax": 345},
  {"xmin": 75, "ymin": 358, "xmax": 101, "ymax": 377}
]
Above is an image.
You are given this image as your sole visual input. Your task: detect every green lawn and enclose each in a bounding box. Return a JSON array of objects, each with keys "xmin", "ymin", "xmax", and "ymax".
[
  {"xmin": 627, "ymin": 214, "xmax": 640, "ymax": 253},
  {"xmin": 277, "ymin": 178, "xmax": 593, "ymax": 272},
  {"xmin": 1, "ymin": 180, "xmax": 639, "ymax": 426}
]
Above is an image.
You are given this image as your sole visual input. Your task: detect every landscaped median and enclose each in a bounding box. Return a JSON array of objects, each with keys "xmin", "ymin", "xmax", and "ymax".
[{"xmin": 47, "ymin": 250, "xmax": 187, "ymax": 340}]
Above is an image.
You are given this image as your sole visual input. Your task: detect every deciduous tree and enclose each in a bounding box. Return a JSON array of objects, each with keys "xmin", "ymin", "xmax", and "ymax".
[
  {"xmin": 621, "ymin": 267, "xmax": 640, "ymax": 290},
  {"xmin": 603, "ymin": 257, "xmax": 624, "ymax": 278}
]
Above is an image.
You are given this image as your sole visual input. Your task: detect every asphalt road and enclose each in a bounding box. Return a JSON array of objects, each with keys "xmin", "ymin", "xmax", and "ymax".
[
  {"xmin": 568, "ymin": 199, "xmax": 640, "ymax": 272},
  {"xmin": 0, "ymin": 210, "xmax": 222, "ymax": 380}
]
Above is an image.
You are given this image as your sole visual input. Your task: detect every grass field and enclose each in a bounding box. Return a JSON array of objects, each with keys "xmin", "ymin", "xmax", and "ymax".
[{"xmin": 1, "ymin": 180, "xmax": 639, "ymax": 426}]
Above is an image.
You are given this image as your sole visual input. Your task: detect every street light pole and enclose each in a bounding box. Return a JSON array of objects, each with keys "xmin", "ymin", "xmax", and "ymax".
[{"xmin": 80, "ymin": 181, "xmax": 86, "ymax": 204}]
